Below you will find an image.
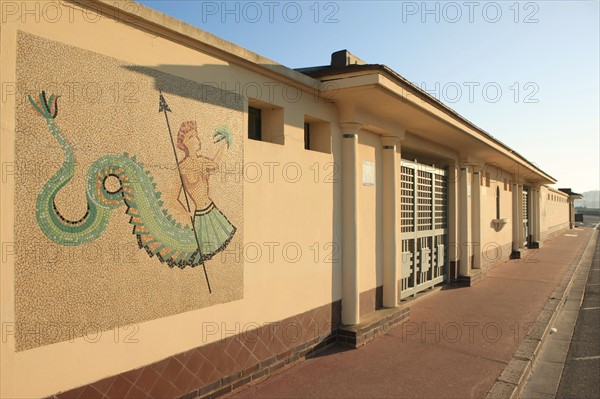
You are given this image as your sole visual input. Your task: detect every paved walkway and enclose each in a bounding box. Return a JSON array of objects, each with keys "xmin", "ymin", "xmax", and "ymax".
[
  {"xmin": 228, "ymin": 227, "xmax": 595, "ymax": 399},
  {"xmin": 556, "ymin": 227, "xmax": 600, "ymax": 398},
  {"xmin": 521, "ymin": 224, "xmax": 598, "ymax": 398}
]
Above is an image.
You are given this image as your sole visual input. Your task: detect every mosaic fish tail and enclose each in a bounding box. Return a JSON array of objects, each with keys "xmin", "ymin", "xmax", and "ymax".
[{"xmin": 29, "ymin": 91, "xmax": 206, "ymax": 268}]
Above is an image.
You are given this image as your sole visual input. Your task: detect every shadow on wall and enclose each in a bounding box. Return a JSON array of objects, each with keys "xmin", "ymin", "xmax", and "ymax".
[
  {"xmin": 128, "ymin": 63, "xmax": 343, "ymax": 331},
  {"xmin": 124, "ymin": 64, "xmax": 246, "ymax": 113}
]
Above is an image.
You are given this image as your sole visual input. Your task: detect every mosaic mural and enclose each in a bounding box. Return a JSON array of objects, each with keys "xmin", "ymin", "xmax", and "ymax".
[{"xmin": 15, "ymin": 32, "xmax": 244, "ymax": 351}]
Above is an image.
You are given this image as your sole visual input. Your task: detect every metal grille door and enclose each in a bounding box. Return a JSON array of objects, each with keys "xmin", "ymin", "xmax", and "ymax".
[{"xmin": 400, "ymin": 161, "xmax": 448, "ymax": 299}]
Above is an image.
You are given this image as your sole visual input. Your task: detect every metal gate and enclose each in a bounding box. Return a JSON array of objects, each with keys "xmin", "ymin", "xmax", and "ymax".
[
  {"xmin": 522, "ymin": 188, "xmax": 529, "ymax": 246},
  {"xmin": 400, "ymin": 161, "xmax": 448, "ymax": 299}
]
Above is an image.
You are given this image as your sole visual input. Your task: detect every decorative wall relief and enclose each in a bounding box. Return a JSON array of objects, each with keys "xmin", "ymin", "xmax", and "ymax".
[{"xmin": 15, "ymin": 32, "xmax": 244, "ymax": 351}]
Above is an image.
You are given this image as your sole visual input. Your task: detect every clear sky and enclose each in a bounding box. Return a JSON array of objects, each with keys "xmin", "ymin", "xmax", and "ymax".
[{"xmin": 138, "ymin": 0, "xmax": 599, "ymax": 192}]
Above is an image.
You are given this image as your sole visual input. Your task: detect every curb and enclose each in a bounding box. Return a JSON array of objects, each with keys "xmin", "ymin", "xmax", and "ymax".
[{"xmin": 486, "ymin": 227, "xmax": 599, "ymax": 399}]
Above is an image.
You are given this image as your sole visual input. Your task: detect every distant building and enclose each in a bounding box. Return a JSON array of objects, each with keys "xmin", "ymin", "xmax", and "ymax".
[{"xmin": 575, "ymin": 190, "xmax": 600, "ymax": 209}]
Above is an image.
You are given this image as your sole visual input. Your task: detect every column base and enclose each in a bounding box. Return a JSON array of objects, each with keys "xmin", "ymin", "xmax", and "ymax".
[
  {"xmin": 529, "ymin": 242, "xmax": 540, "ymax": 249},
  {"xmin": 449, "ymin": 260, "xmax": 459, "ymax": 281},
  {"xmin": 337, "ymin": 306, "xmax": 410, "ymax": 348},
  {"xmin": 510, "ymin": 250, "xmax": 521, "ymax": 259}
]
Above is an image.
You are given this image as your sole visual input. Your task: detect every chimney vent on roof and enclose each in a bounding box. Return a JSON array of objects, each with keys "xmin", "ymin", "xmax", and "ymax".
[{"xmin": 331, "ymin": 50, "xmax": 366, "ymax": 67}]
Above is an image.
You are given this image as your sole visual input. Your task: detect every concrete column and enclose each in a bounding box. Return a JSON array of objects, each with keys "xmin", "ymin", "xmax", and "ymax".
[
  {"xmin": 458, "ymin": 164, "xmax": 471, "ymax": 276},
  {"xmin": 381, "ymin": 136, "xmax": 400, "ymax": 307},
  {"xmin": 568, "ymin": 198, "xmax": 575, "ymax": 229},
  {"xmin": 340, "ymin": 122, "xmax": 361, "ymax": 325},
  {"xmin": 447, "ymin": 162, "xmax": 459, "ymax": 280},
  {"xmin": 535, "ymin": 188, "xmax": 542, "ymax": 242},
  {"xmin": 518, "ymin": 185, "xmax": 525, "ymax": 249},
  {"xmin": 530, "ymin": 188, "xmax": 536, "ymax": 243},
  {"xmin": 530, "ymin": 186, "xmax": 541, "ymax": 248},
  {"xmin": 471, "ymin": 167, "xmax": 481, "ymax": 269},
  {"xmin": 511, "ymin": 182, "xmax": 521, "ymax": 258}
]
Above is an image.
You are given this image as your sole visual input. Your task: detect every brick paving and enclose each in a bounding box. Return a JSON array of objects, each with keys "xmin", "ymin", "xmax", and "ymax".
[{"xmin": 228, "ymin": 227, "xmax": 595, "ymax": 399}]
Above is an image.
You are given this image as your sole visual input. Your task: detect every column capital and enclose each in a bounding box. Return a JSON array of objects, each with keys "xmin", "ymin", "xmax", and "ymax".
[
  {"xmin": 512, "ymin": 174, "xmax": 526, "ymax": 185},
  {"xmin": 381, "ymin": 128, "xmax": 405, "ymax": 142},
  {"xmin": 381, "ymin": 135, "xmax": 401, "ymax": 149},
  {"xmin": 339, "ymin": 122, "xmax": 362, "ymax": 137},
  {"xmin": 458, "ymin": 156, "xmax": 481, "ymax": 168},
  {"xmin": 458, "ymin": 159, "xmax": 480, "ymax": 171}
]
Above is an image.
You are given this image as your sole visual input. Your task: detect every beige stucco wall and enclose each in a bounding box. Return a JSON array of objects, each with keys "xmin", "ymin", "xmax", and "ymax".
[
  {"xmin": 540, "ymin": 186, "xmax": 570, "ymax": 240},
  {"xmin": 1, "ymin": 2, "xmax": 341, "ymax": 397},
  {"xmin": 479, "ymin": 171, "xmax": 513, "ymax": 266},
  {"xmin": 358, "ymin": 131, "xmax": 383, "ymax": 295}
]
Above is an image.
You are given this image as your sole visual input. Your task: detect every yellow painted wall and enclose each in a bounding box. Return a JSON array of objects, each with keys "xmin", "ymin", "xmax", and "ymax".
[
  {"xmin": 479, "ymin": 171, "xmax": 513, "ymax": 265},
  {"xmin": 1, "ymin": 2, "xmax": 340, "ymax": 397},
  {"xmin": 540, "ymin": 186, "xmax": 570, "ymax": 240},
  {"xmin": 357, "ymin": 130, "xmax": 383, "ymax": 294}
]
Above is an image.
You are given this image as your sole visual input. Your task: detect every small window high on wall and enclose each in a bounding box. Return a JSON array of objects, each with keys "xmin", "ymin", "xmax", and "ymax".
[
  {"xmin": 304, "ymin": 122, "xmax": 310, "ymax": 150},
  {"xmin": 247, "ymin": 99, "xmax": 284, "ymax": 145},
  {"xmin": 248, "ymin": 106, "xmax": 262, "ymax": 141}
]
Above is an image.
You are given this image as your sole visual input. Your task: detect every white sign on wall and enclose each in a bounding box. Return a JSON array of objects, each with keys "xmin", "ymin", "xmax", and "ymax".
[{"xmin": 362, "ymin": 161, "xmax": 375, "ymax": 186}]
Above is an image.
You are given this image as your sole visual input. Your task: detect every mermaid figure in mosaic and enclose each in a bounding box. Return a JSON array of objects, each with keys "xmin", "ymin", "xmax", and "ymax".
[
  {"xmin": 29, "ymin": 91, "xmax": 235, "ymax": 269},
  {"xmin": 176, "ymin": 120, "xmax": 236, "ymax": 259}
]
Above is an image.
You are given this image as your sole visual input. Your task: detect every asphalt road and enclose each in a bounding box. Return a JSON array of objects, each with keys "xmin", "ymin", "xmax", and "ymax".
[{"xmin": 556, "ymin": 217, "xmax": 599, "ymax": 399}]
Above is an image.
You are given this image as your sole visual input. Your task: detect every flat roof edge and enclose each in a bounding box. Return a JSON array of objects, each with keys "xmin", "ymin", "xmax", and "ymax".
[{"xmin": 305, "ymin": 65, "xmax": 557, "ymax": 184}]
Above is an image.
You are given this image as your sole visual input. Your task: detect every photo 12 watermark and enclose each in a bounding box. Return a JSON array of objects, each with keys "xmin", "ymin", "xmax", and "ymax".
[
  {"xmin": 411, "ymin": 81, "xmax": 540, "ymax": 104},
  {"xmin": 199, "ymin": 319, "xmax": 334, "ymax": 344},
  {"xmin": 0, "ymin": 1, "xmax": 142, "ymax": 24},
  {"xmin": 2, "ymin": 321, "xmax": 140, "ymax": 345},
  {"xmin": 199, "ymin": 1, "xmax": 340, "ymax": 24},
  {"xmin": 0, "ymin": 239, "xmax": 341, "ymax": 268},
  {"xmin": 1, "ymin": 79, "xmax": 339, "ymax": 106},
  {"xmin": 400, "ymin": 320, "xmax": 541, "ymax": 343},
  {"xmin": 400, "ymin": 1, "xmax": 540, "ymax": 24},
  {"xmin": 2, "ymin": 81, "xmax": 141, "ymax": 105}
]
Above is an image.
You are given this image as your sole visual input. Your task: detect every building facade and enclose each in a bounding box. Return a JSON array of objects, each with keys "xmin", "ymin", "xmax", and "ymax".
[{"xmin": 0, "ymin": 1, "xmax": 576, "ymax": 398}]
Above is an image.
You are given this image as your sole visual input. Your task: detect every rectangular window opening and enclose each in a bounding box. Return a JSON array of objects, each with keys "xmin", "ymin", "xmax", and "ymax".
[
  {"xmin": 303, "ymin": 115, "xmax": 332, "ymax": 154},
  {"xmin": 248, "ymin": 106, "xmax": 262, "ymax": 141},
  {"xmin": 304, "ymin": 122, "xmax": 310, "ymax": 150},
  {"xmin": 247, "ymin": 99, "xmax": 284, "ymax": 145}
]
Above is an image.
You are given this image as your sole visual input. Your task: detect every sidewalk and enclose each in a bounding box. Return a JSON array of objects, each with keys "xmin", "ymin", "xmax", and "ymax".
[
  {"xmin": 521, "ymin": 224, "xmax": 599, "ymax": 398},
  {"xmin": 227, "ymin": 227, "xmax": 595, "ymax": 399}
]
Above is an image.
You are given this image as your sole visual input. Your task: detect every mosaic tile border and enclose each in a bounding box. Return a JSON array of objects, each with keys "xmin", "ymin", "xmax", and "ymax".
[
  {"xmin": 49, "ymin": 301, "xmax": 341, "ymax": 399},
  {"xmin": 46, "ymin": 285, "xmax": 416, "ymax": 399}
]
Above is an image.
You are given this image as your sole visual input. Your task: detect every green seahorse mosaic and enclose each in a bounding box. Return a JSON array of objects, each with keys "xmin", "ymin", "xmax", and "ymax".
[{"xmin": 29, "ymin": 91, "xmax": 236, "ymax": 269}]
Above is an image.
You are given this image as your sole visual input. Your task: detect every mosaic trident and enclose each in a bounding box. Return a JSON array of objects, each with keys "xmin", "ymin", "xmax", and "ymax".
[{"xmin": 159, "ymin": 91, "xmax": 212, "ymax": 293}]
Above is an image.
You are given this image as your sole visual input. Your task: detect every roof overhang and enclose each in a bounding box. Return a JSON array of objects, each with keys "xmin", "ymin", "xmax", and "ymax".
[
  {"xmin": 559, "ymin": 188, "xmax": 584, "ymax": 199},
  {"xmin": 314, "ymin": 67, "xmax": 556, "ymax": 185}
]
